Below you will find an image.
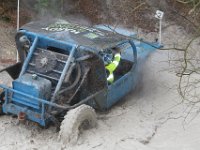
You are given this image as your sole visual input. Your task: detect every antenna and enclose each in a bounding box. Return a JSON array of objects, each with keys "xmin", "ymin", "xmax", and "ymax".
[
  {"xmin": 155, "ymin": 10, "xmax": 164, "ymax": 45},
  {"xmin": 16, "ymin": 0, "xmax": 20, "ymax": 62}
]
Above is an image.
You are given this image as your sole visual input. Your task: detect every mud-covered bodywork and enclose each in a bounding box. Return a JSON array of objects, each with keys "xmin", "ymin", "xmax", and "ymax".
[{"xmin": 0, "ymin": 20, "xmax": 160, "ymax": 126}]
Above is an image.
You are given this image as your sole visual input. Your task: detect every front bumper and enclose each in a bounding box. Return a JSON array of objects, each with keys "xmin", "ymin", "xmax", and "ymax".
[
  {"xmin": 3, "ymin": 103, "xmax": 47, "ymax": 126},
  {"xmin": 0, "ymin": 85, "xmax": 56, "ymax": 126}
]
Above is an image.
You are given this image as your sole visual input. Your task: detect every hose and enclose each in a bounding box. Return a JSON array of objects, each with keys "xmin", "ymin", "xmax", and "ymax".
[
  {"xmin": 58, "ymin": 63, "xmax": 81, "ymax": 94},
  {"xmin": 67, "ymin": 67, "xmax": 90, "ymax": 104}
]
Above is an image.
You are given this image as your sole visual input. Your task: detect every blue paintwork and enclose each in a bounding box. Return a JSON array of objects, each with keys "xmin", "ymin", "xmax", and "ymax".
[
  {"xmin": 95, "ymin": 25, "xmax": 137, "ymax": 37},
  {"xmin": 18, "ymin": 30, "xmax": 76, "ymax": 52},
  {"xmin": 12, "ymin": 74, "xmax": 52, "ymax": 109},
  {"xmin": 3, "ymin": 103, "xmax": 47, "ymax": 126},
  {"xmin": 106, "ymin": 40, "xmax": 160, "ymax": 108},
  {"xmin": 20, "ymin": 36, "xmax": 38, "ymax": 76},
  {"xmin": 1, "ymin": 83, "xmax": 73, "ymax": 126},
  {"xmin": 0, "ymin": 25, "xmax": 161, "ymax": 126},
  {"xmin": 2, "ymin": 85, "xmax": 50, "ymax": 126},
  {"xmin": 106, "ymin": 41, "xmax": 138, "ymax": 108}
]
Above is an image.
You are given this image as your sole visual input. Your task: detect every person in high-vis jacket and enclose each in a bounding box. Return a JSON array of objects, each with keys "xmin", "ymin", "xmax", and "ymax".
[{"xmin": 105, "ymin": 51, "xmax": 121, "ymax": 83}]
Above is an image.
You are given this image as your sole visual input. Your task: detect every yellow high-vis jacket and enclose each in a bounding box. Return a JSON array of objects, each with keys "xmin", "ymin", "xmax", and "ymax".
[{"xmin": 106, "ymin": 53, "xmax": 121, "ymax": 83}]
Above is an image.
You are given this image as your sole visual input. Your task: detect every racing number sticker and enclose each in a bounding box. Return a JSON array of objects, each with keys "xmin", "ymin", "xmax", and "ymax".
[{"xmin": 155, "ymin": 10, "xmax": 164, "ymax": 20}]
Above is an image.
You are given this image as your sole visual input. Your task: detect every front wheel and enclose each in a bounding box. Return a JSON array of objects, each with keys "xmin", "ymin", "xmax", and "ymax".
[{"xmin": 59, "ymin": 104, "xmax": 97, "ymax": 145}]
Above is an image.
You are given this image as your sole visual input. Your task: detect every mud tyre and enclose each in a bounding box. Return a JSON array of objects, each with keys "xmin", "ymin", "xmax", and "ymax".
[{"xmin": 59, "ymin": 104, "xmax": 97, "ymax": 144}]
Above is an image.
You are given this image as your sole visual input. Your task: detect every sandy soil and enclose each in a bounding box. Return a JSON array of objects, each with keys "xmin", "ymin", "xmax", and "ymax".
[
  {"xmin": 0, "ymin": 21, "xmax": 16, "ymax": 62},
  {"xmin": 0, "ymin": 24, "xmax": 200, "ymax": 150}
]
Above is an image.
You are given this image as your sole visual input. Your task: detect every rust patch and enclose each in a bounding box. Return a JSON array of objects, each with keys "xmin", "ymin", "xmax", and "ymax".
[{"xmin": 35, "ymin": 114, "xmax": 41, "ymax": 119}]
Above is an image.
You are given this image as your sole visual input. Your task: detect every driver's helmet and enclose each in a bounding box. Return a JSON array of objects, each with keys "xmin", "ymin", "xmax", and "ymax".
[{"xmin": 99, "ymin": 49, "xmax": 113, "ymax": 66}]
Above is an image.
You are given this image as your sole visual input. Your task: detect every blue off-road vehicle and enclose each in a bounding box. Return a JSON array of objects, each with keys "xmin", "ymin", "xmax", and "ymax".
[{"xmin": 0, "ymin": 20, "xmax": 159, "ymax": 143}]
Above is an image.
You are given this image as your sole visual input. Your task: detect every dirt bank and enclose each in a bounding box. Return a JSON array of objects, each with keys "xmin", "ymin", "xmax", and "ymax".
[{"xmin": 0, "ymin": 21, "xmax": 16, "ymax": 62}]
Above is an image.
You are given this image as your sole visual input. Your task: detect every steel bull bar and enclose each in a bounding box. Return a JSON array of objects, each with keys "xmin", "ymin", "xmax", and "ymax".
[{"xmin": 0, "ymin": 84, "xmax": 104, "ymax": 126}]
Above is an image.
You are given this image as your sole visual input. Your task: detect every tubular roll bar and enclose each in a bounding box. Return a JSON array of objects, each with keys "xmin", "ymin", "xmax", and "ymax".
[{"xmin": 0, "ymin": 84, "xmax": 103, "ymax": 111}]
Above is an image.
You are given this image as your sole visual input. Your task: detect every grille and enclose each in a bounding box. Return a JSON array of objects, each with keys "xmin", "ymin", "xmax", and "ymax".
[{"xmin": 26, "ymin": 48, "xmax": 69, "ymax": 86}]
